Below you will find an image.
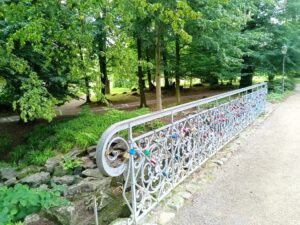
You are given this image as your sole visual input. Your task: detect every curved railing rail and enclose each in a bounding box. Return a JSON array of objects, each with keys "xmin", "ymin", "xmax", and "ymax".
[{"xmin": 96, "ymin": 83, "xmax": 267, "ymax": 224}]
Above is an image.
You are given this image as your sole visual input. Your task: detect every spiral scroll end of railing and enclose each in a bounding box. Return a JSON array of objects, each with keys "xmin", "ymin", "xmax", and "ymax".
[{"xmin": 96, "ymin": 135, "xmax": 130, "ymax": 177}]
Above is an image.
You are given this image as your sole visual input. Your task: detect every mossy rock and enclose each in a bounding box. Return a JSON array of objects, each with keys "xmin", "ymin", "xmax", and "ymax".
[
  {"xmin": 53, "ymin": 165, "xmax": 72, "ymax": 177},
  {"xmin": 17, "ymin": 166, "xmax": 43, "ymax": 179},
  {"xmin": 98, "ymin": 194, "xmax": 131, "ymax": 225}
]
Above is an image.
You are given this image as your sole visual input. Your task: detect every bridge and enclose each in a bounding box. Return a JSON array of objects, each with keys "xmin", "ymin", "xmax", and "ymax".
[{"xmin": 96, "ymin": 83, "xmax": 267, "ymax": 224}]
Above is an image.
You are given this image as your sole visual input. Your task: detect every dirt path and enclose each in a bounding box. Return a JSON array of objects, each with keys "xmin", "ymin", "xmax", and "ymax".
[
  {"xmin": 0, "ymin": 88, "xmax": 227, "ymax": 122},
  {"xmin": 170, "ymin": 89, "xmax": 300, "ymax": 225}
]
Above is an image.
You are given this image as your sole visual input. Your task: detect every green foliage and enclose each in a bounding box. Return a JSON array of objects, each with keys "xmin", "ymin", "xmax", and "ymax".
[
  {"xmin": 269, "ymin": 76, "xmax": 296, "ymax": 93},
  {"xmin": 62, "ymin": 157, "xmax": 82, "ymax": 170},
  {"xmin": 12, "ymin": 73, "xmax": 57, "ymax": 122},
  {"xmin": 0, "ymin": 134, "xmax": 12, "ymax": 154},
  {"xmin": 0, "ymin": 0, "xmax": 299, "ymax": 120},
  {"xmin": 267, "ymin": 76, "xmax": 296, "ymax": 102},
  {"xmin": 267, "ymin": 90, "xmax": 294, "ymax": 103},
  {"xmin": 0, "ymin": 184, "xmax": 67, "ymax": 225},
  {"xmin": 9, "ymin": 108, "xmax": 149, "ymax": 166}
]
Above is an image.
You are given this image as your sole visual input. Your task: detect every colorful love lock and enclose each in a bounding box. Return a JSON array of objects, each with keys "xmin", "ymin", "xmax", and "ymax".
[
  {"xmin": 175, "ymin": 153, "xmax": 180, "ymax": 160},
  {"xmin": 129, "ymin": 148, "xmax": 136, "ymax": 156},
  {"xmin": 150, "ymin": 159, "xmax": 157, "ymax": 165},
  {"xmin": 182, "ymin": 128, "xmax": 189, "ymax": 133},
  {"xmin": 162, "ymin": 171, "xmax": 168, "ymax": 177},
  {"xmin": 171, "ymin": 134, "xmax": 178, "ymax": 139},
  {"xmin": 143, "ymin": 149, "xmax": 150, "ymax": 157},
  {"xmin": 123, "ymin": 151, "xmax": 130, "ymax": 159}
]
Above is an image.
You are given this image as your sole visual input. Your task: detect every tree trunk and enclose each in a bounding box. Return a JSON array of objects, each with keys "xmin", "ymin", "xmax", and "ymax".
[
  {"xmin": 79, "ymin": 47, "xmax": 91, "ymax": 103},
  {"xmin": 240, "ymin": 56, "xmax": 254, "ymax": 88},
  {"xmin": 155, "ymin": 24, "xmax": 162, "ymax": 111},
  {"xmin": 209, "ymin": 75, "xmax": 219, "ymax": 87},
  {"xmin": 163, "ymin": 47, "xmax": 170, "ymax": 89},
  {"xmin": 175, "ymin": 36, "xmax": 181, "ymax": 104},
  {"xmin": 137, "ymin": 37, "xmax": 147, "ymax": 107},
  {"xmin": 268, "ymin": 74, "xmax": 275, "ymax": 91},
  {"xmin": 146, "ymin": 50, "xmax": 155, "ymax": 91},
  {"xmin": 98, "ymin": 10, "xmax": 109, "ymax": 95},
  {"xmin": 84, "ymin": 76, "xmax": 91, "ymax": 103},
  {"xmin": 99, "ymin": 56, "xmax": 108, "ymax": 95}
]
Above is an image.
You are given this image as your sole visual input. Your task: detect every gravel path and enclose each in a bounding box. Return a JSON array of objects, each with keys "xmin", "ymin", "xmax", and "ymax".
[{"xmin": 170, "ymin": 90, "xmax": 300, "ymax": 225}]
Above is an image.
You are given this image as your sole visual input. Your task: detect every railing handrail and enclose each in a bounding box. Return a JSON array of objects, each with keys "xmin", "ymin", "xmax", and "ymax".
[{"xmin": 102, "ymin": 83, "xmax": 266, "ymax": 133}]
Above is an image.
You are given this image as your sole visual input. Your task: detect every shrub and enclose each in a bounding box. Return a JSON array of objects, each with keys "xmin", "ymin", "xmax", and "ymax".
[
  {"xmin": 272, "ymin": 76, "xmax": 296, "ymax": 93},
  {"xmin": 9, "ymin": 108, "xmax": 149, "ymax": 166},
  {"xmin": 62, "ymin": 156, "xmax": 82, "ymax": 170},
  {"xmin": 0, "ymin": 184, "xmax": 67, "ymax": 224},
  {"xmin": 267, "ymin": 76, "xmax": 296, "ymax": 102},
  {"xmin": 0, "ymin": 134, "xmax": 12, "ymax": 154}
]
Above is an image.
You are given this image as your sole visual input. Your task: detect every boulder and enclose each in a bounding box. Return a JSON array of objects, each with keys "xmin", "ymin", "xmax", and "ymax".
[
  {"xmin": 98, "ymin": 195, "xmax": 130, "ymax": 225},
  {"xmin": 67, "ymin": 148, "xmax": 86, "ymax": 158},
  {"xmin": 20, "ymin": 172, "xmax": 50, "ymax": 187},
  {"xmin": 0, "ymin": 167, "xmax": 17, "ymax": 181},
  {"xmin": 52, "ymin": 175, "xmax": 75, "ymax": 186},
  {"xmin": 45, "ymin": 156, "xmax": 62, "ymax": 173},
  {"xmin": 53, "ymin": 165, "xmax": 71, "ymax": 177},
  {"xmin": 65, "ymin": 177, "xmax": 111, "ymax": 196},
  {"xmin": 82, "ymin": 168, "xmax": 103, "ymax": 179},
  {"xmin": 85, "ymin": 190, "xmax": 113, "ymax": 211},
  {"xmin": 4, "ymin": 177, "xmax": 18, "ymax": 186},
  {"xmin": 87, "ymin": 145, "xmax": 97, "ymax": 153},
  {"xmin": 17, "ymin": 166, "xmax": 42, "ymax": 179},
  {"xmin": 24, "ymin": 214, "xmax": 40, "ymax": 225},
  {"xmin": 38, "ymin": 184, "xmax": 49, "ymax": 190},
  {"xmin": 81, "ymin": 156, "xmax": 96, "ymax": 169},
  {"xmin": 24, "ymin": 214, "xmax": 56, "ymax": 225},
  {"xmin": 88, "ymin": 151, "xmax": 96, "ymax": 159},
  {"xmin": 45, "ymin": 203, "xmax": 76, "ymax": 225},
  {"xmin": 73, "ymin": 167, "xmax": 83, "ymax": 176}
]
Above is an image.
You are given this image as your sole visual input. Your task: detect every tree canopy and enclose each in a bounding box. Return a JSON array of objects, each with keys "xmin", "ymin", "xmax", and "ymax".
[{"xmin": 0, "ymin": 0, "xmax": 299, "ymax": 121}]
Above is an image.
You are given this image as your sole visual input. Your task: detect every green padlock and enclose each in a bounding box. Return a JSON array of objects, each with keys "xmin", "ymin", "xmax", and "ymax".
[{"xmin": 143, "ymin": 149, "xmax": 150, "ymax": 157}]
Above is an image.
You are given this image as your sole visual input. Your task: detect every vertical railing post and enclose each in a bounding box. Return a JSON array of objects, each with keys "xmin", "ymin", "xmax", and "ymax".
[
  {"xmin": 171, "ymin": 111, "xmax": 175, "ymax": 186},
  {"xmin": 128, "ymin": 124, "xmax": 137, "ymax": 224}
]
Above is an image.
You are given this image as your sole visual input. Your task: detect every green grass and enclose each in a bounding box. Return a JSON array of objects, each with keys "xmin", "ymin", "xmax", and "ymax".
[
  {"xmin": 267, "ymin": 90, "xmax": 294, "ymax": 103},
  {"xmin": 8, "ymin": 107, "xmax": 149, "ymax": 166},
  {"xmin": 110, "ymin": 87, "xmax": 131, "ymax": 94}
]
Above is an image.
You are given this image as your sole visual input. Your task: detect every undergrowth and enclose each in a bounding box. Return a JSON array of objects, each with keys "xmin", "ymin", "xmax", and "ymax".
[
  {"xmin": 0, "ymin": 134, "xmax": 12, "ymax": 154},
  {"xmin": 9, "ymin": 107, "xmax": 149, "ymax": 166},
  {"xmin": 267, "ymin": 76, "xmax": 296, "ymax": 103},
  {"xmin": 0, "ymin": 184, "xmax": 67, "ymax": 225}
]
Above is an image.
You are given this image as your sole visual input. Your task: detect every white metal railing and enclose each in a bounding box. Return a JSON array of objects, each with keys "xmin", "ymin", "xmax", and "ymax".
[{"xmin": 96, "ymin": 83, "xmax": 267, "ymax": 224}]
